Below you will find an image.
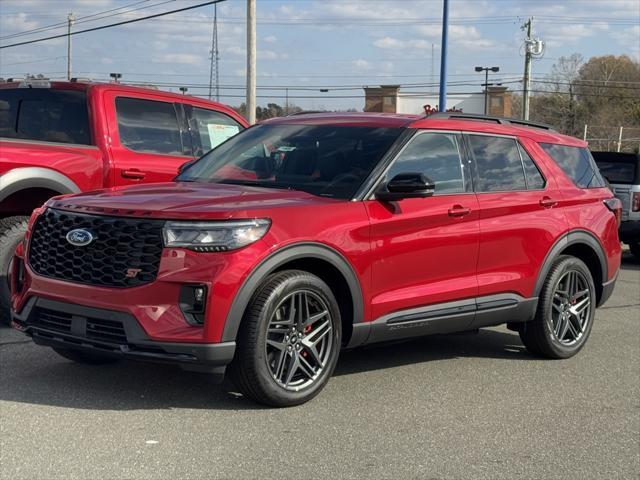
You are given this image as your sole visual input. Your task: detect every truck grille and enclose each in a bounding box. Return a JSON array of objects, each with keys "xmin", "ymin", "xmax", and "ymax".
[{"xmin": 29, "ymin": 209, "xmax": 164, "ymax": 288}]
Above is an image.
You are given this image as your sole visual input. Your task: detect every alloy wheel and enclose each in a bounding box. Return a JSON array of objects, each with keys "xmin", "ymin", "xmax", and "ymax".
[
  {"xmin": 264, "ymin": 290, "xmax": 333, "ymax": 391},
  {"xmin": 550, "ymin": 269, "xmax": 592, "ymax": 346}
]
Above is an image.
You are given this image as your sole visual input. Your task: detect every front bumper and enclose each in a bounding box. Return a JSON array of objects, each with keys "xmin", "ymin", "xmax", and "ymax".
[
  {"xmin": 12, "ymin": 297, "xmax": 235, "ymax": 380},
  {"xmin": 619, "ymin": 220, "xmax": 640, "ymax": 244}
]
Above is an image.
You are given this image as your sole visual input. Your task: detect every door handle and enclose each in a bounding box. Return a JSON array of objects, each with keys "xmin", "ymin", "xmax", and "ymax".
[
  {"xmin": 539, "ymin": 196, "xmax": 558, "ymax": 208},
  {"xmin": 121, "ymin": 169, "xmax": 146, "ymax": 180},
  {"xmin": 448, "ymin": 205, "xmax": 471, "ymax": 217}
]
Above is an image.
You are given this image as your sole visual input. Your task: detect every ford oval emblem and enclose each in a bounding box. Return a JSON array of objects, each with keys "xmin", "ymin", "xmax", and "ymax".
[{"xmin": 66, "ymin": 229, "xmax": 94, "ymax": 247}]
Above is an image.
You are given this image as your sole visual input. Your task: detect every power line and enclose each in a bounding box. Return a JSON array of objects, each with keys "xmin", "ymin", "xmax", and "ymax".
[
  {"xmin": 0, "ymin": 0, "xmax": 227, "ymax": 50},
  {"xmin": 0, "ymin": 0, "xmax": 160, "ymax": 40}
]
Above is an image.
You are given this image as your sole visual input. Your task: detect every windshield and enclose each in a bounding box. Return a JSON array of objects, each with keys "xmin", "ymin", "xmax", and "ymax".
[{"xmin": 177, "ymin": 123, "xmax": 403, "ymax": 199}]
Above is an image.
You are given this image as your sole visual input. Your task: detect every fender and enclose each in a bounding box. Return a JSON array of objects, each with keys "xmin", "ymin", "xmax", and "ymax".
[
  {"xmin": 221, "ymin": 242, "xmax": 364, "ymax": 343},
  {"xmin": 533, "ymin": 229, "xmax": 608, "ymax": 298},
  {"xmin": 0, "ymin": 167, "xmax": 81, "ymax": 203}
]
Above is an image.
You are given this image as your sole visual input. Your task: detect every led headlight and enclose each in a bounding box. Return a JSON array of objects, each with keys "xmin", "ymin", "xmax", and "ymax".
[{"xmin": 163, "ymin": 219, "xmax": 271, "ymax": 252}]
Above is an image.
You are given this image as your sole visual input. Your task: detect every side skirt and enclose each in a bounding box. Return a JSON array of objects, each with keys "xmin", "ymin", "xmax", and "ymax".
[{"xmin": 348, "ymin": 294, "xmax": 538, "ymax": 348}]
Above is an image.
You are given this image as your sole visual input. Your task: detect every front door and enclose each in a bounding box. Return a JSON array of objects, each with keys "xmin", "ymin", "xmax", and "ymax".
[{"xmin": 366, "ymin": 131, "xmax": 480, "ymax": 327}]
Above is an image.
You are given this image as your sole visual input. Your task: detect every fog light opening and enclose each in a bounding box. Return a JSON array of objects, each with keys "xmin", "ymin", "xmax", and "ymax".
[{"xmin": 179, "ymin": 285, "xmax": 208, "ymax": 326}]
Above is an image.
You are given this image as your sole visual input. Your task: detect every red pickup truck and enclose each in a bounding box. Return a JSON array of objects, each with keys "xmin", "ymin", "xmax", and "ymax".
[{"xmin": 0, "ymin": 79, "xmax": 248, "ymax": 322}]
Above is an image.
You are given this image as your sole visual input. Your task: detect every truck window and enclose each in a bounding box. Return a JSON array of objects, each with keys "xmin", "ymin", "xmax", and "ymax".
[
  {"xmin": 0, "ymin": 89, "xmax": 91, "ymax": 145},
  {"xmin": 115, "ymin": 97, "xmax": 184, "ymax": 156},
  {"xmin": 186, "ymin": 106, "xmax": 243, "ymax": 157}
]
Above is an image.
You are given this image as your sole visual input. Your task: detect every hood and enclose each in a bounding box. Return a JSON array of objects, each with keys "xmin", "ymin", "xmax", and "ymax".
[{"xmin": 48, "ymin": 182, "xmax": 340, "ymax": 220}]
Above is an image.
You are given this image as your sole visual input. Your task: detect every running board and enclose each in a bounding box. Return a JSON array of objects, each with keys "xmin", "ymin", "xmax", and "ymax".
[{"xmin": 348, "ymin": 294, "xmax": 538, "ymax": 348}]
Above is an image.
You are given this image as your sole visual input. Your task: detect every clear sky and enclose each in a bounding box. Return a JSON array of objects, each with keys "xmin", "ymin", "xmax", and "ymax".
[{"xmin": 0, "ymin": 0, "xmax": 638, "ymax": 110}]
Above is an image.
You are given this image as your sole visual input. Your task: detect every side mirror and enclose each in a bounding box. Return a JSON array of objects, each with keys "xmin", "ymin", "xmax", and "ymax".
[
  {"xmin": 376, "ymin": 172, "xmax": 435, "ymax": 201},
  {"xmin": 177, "ymin": 159, "xmax": 196, "ymax": 175}
]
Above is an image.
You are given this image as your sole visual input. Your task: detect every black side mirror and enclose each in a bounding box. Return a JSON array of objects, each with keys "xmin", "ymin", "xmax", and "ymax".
[
  {"xmin": 376, "ymin": 172, "xmax": 435, "ymax": 201},
  {"xmin": 177, "ymin": 160, "xmax": 196, "ymax": 175}
]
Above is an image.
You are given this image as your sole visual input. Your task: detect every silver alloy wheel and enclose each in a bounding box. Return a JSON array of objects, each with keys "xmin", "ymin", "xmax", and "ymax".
[
  {"xmin": 265, "ymin": 290, "xmax": 333, "ymax": 391},
  {"xmin": 550, "ymin": 269, "xmax": 592, "ymax": 346}
]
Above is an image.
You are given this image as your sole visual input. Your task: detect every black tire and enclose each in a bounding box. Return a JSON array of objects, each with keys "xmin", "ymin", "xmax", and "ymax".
[
  {"xmin": 229, "ymin": 270, "xmax": 342, "ymax": 407},
  {"xmin": 629, "ymin": 243, "xmax": 640, "ymax": 260},
  {"xmin": 52, "ymin": 347, "xmax": 120, "ymax": 365},
  {"xmin": 0, "ymin": 216, "xmax": 28, "ymax": 325},
  {"xmin": 520, "ymin": 255, "xmax": 596, "ymax": 359}
]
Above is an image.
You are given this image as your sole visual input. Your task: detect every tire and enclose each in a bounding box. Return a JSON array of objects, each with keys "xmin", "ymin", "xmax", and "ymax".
[
  {"xmin": 0, "ymin": 216, "xmax": 28, "ymax": 325},
  {"xmin": 629, "ymin": 243, "xmax": 640, "ymax": 260},
  {"xmin": 229, "ymin": 270, "xmax": 342, "ymax": 407},
  {"xmin": 520, "ymin": 255, "xmax": 596, "ymax": 359},
  {"xmin": 52, "ymin": 347, "xmax": 120, "ymax": 365}
]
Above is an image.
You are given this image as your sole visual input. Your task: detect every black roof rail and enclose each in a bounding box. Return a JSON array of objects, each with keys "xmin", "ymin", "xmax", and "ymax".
[
  {"xmin": 285, "ymin": 110, "xmax": 326, "ymax": 116},
  {"xmin": 424, "ymin": 112, "xmax": 555, "ymax": 131}
]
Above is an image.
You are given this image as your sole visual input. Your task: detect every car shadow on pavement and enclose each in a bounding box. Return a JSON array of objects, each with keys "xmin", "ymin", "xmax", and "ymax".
[
  {"xmin": 0, "ymin": 328, "xmax": 531, "ymax": 411},
  {"xmin": 335, "ymin": 328, "xmax": 535, "ymax": 378}
]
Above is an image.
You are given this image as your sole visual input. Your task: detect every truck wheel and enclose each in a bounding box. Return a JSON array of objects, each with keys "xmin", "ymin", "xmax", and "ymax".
[
  {"xmin": 629, "ymin": 243, "xmax": 640, "ymax": 260},
  {"xmin": 0, "ymin": 216, "xmax": 28, "ymax": 325},
  {"xmin": 519, "ymin": 255, "xmax": 596, "ymax": 359},
  {"xmin": 229, "ymin": 270, "xmax": 342, "ymax": 407},
  {"xmin": 52, "ymin": 347, "xmax": 120, "ymax": 365}
]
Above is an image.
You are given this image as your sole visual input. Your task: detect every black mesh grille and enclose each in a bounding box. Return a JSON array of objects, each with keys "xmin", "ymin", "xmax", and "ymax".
[{"xmin": 29, "ymin": 209, "xmax": 164, "ymax": 288}]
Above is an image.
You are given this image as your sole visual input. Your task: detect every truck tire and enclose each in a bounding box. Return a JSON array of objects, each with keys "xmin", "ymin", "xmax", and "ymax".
[{"xmin": 0, "ymin": 216, "xmax": 28, "ymax": 325}]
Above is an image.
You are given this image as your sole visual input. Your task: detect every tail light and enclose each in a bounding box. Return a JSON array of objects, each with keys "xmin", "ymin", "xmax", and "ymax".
[
  {"xmin": 632, "ymin": 192, "xmax": 640, "ymax": 212},
  {"xmin": 603, "ymin": 198, "xmax": 623, "ymax": 227}
]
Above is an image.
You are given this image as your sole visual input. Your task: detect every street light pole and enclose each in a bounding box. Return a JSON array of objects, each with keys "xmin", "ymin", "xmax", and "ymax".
[
  {"xmin": 438, "ymin": 0, "xmax": 449, "ymax": 111},
  {"xmin": 246, "ymin": 0, "xmax": 257, "ymax": 124},
  {"xmin": 475, "ymin": 66, "xmax": 499, "ymax": 115}
]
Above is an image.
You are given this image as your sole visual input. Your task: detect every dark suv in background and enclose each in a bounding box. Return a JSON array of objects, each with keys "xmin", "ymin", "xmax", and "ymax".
[
  {"xmin": 10, "ymin": 113, "xmax": 621, "ymax": 407},
  {"xmin": 592, "ymin": 151, "xmax": 640, "ymax": 258}
]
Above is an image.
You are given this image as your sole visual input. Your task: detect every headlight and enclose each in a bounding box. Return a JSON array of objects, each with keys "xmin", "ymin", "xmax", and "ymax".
[{"xmin": 163, "ymin": 219, "xmax": 271, "ymax": 252}]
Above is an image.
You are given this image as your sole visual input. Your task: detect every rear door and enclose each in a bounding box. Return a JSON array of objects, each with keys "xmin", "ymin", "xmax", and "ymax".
[
  {"xmin": 466, "ymin": 133, "xmax": 567, "ymax": 300},
  {"xmin": 366, "ymin": 130, "xmax": 480, "ymax": 324},
  {"xmin": 104, "ymin": 92, "xmax": 194, "ymax": 186}
]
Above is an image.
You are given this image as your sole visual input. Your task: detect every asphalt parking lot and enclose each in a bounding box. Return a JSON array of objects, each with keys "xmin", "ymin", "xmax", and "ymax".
[{"xmin": 1, "ymin": 253, "xmax": 638, "ymax": 480}]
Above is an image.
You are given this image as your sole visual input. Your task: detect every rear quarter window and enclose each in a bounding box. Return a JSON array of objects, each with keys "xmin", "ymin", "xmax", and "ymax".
[
  {"xmin": 540, "ymin": 143, "xmax": 605, "ymax": 188},
  {"xmin": 0, "ymin": 88, "xmax": 91, "ymax": 145}
]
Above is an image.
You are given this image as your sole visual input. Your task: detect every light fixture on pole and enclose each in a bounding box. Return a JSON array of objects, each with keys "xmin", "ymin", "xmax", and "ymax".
[
  {"xmin": 109, "ymin": 72, "xmax": 122, "ymax": 83},
  {"xmin": 179, "ymin": 87, "xmax": 188, "ymax": 95},
  {"xmin": 475, "ymin": 66, "xmax": 499, "ymax": 115}
]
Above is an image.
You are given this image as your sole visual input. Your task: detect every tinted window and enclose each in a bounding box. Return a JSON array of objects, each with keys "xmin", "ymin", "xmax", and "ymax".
[
  {"xmin": 187, "ymin": 106, "xmax": 243, "ymax": 156},
  {"xmin": 518, "ymin": 144, "xmax": 546, "ymax": 189},
  {"xmin": 178, "ymin": 124, "xmax": 402, "ymax": 200},
  {"xmin": 593, "ymin": 160, "xmax": 636, "ymax": 185},
  {"xmin": 385, "ymin": 132, "xmax": 465, "ymax": 194},
  {"xmin": 541, "ymin": 143, "xmax": 605, "ymax": 188},
  {"xmin": 468, "ymin": 135, "xmax": 526, "ymax": 192},
  {"xmin": 0, "ymin": 89, "xmax": 91, "ymax": 145},
  {"xmin": 116, "ymin": 97, "xmax": 184, "ymax": 155}
]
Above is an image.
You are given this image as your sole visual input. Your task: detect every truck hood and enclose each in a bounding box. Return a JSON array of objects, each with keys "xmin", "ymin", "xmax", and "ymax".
[{"xmin": 48, "ymin": 182, "xmax": 340, "ymax": 220}]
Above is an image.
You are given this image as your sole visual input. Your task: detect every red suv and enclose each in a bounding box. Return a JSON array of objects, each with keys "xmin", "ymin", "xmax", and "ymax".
[{"xmin": 10, "ymin": 113, "xmax": 621, "ymax": 407}]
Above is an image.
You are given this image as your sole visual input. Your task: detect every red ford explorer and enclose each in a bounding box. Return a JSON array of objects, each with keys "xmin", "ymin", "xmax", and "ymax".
[{"xmin": 10, "ymin": 112, "xmax": 621, "ymax": 407}]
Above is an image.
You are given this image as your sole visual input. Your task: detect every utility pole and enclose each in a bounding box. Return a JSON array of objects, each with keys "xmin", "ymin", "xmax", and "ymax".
[
  {"xmin": 522, "ymin": 17, "xmax": 533, "ymax": 120},
  {"xmin": 208, "ymin": 4, "xmax": 219, "ymax": 101},
  {"xmin": 66, "ymin": 12, "xmax": 75, "ymax": 80},
  {"xmin": 438, "ymin": 0, "xmax": 449, "ymax": 111},
  {"xmin": 246, "ymin": 0, "xmax": 257, "ymax": 124}
]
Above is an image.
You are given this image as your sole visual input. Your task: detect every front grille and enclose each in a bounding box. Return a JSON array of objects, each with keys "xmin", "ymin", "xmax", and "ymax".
[
  {"xmin": 29, "ymin": 208, "xmax": 164, "ymax": 288},
  {"xmin": 32, "ymin": 307, "xmax": 129, "ymax": 345},
  {"xmin": 86, "ymin": 318, "xmax": 127, "ymax": 344},
  {"xmin": 34, "ymin": 308, "xmax": 73, "ymax": 333}
]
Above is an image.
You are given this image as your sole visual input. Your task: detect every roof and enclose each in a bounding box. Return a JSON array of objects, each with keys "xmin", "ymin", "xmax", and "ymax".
[
  {"xmin": 262, "ymin": 111, "xmax": 585, "ymax": 146},
  {"xmin": 262, "ymin": 112, "xmax": 421, "ymax": 128},
  {"xmin": 0, "ymin": 79, "xmax": 248, "ymax": 127}
]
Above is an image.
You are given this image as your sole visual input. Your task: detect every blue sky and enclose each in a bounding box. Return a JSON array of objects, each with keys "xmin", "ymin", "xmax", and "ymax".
[{"xmin": 0, "ymin": 0, "xmax": 638, "ymax": 110}]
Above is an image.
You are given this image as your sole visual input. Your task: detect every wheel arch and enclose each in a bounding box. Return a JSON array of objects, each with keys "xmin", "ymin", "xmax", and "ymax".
[
  {"xmin": 0, "ymin": 168, "xmax": 80, "ymax": 216},
  {"xmin": 534, "ymin": 230, "xmax": 607, "ymax": 305},
  {"xmin": 221, "ymin": 243, "xmax": 364, "ymax": 345}
]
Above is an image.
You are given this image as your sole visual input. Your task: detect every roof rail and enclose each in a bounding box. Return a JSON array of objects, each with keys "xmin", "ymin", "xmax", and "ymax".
[
  {"xmin": 285, "ymin": 110, "xmax": 326, "ymax": 116},
  {"xmin": 425, "ymin": 112, "xmax": 555, "ymax": 131}
]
